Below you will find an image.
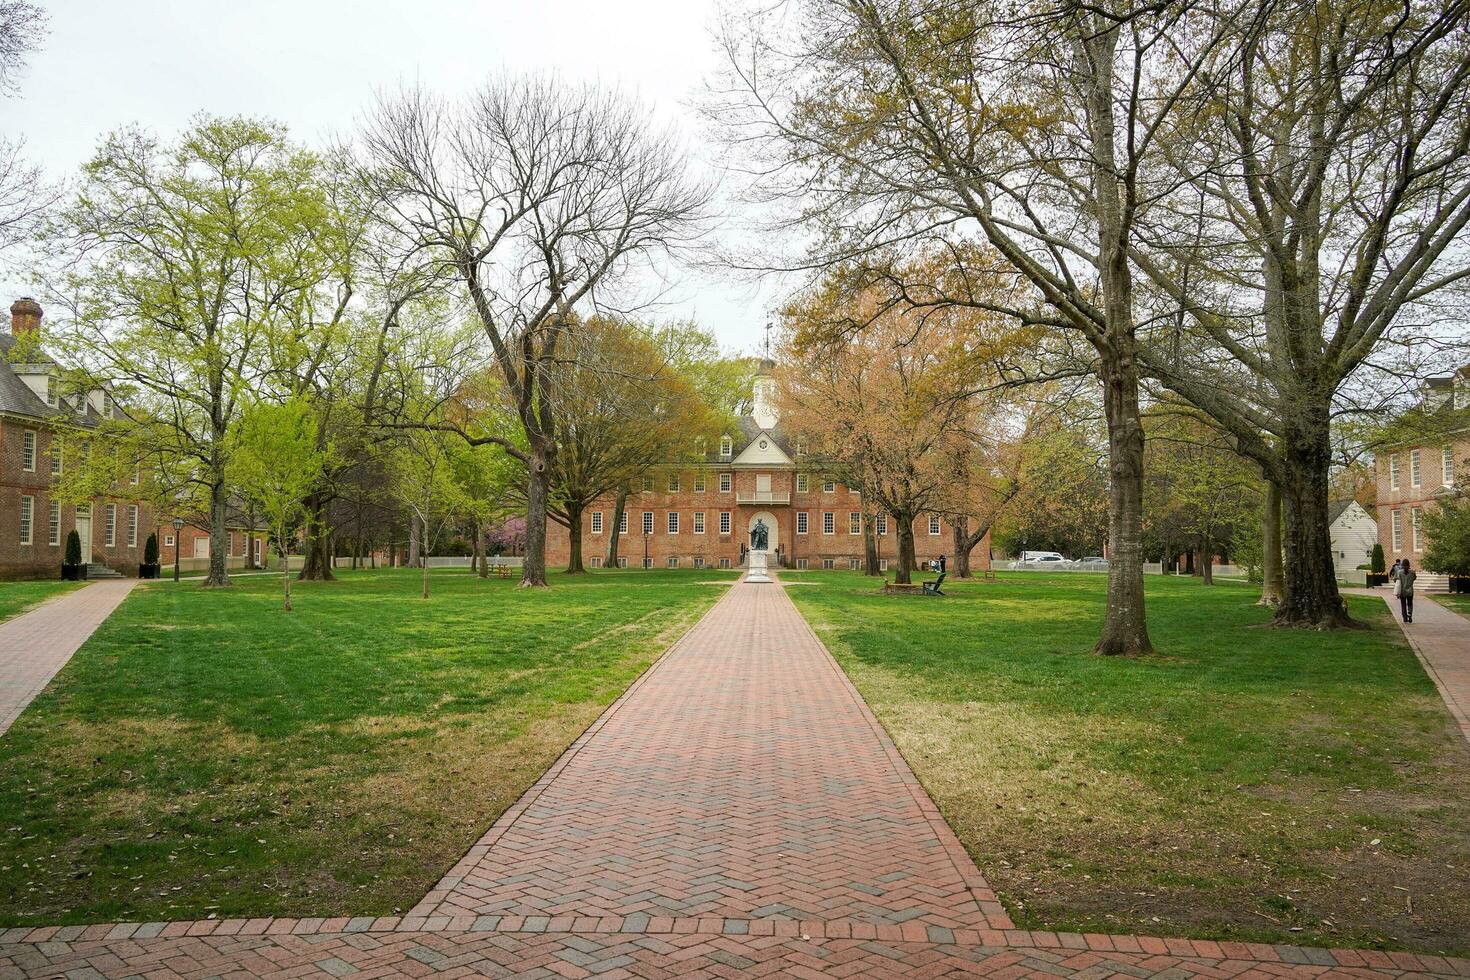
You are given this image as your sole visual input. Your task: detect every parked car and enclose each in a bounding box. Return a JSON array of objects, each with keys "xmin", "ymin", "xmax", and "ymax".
[
  {"xmin": 1074, "ymin": 556, "xmax": 1109, "ymax": 571},
  {"xmin": 1020, "ymin": 553, "xmax": 1071, "ymax": 567}
]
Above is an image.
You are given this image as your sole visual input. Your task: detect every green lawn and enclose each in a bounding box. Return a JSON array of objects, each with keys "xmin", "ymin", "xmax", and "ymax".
[
  {"xmin": 1434, "ymin": 593, "xmax": 1470, "ymax": 620},
  {"xmin": 785, "ymin": 571, "xmax": 1470, "ymax": 955},
  {"xmin": 0, "ymin": 568, "xmax": 734, "ymax": 926},
  {"xmin": 0, "ymin": 580, "xmax": 84, "ymax": 623}
]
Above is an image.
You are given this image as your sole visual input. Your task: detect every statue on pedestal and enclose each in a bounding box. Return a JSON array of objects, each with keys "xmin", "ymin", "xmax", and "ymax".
[{"xmin": 750, "ymin": 518, "xmax": 769, "ymax": 552}]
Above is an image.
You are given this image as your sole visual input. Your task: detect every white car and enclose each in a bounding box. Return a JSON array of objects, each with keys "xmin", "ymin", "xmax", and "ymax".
[{"xmin": 1020, "ymin": 553, "xmax": 1070, "ymax": 567}]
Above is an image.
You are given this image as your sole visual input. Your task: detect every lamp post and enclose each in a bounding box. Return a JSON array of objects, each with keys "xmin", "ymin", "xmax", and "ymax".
[
  {"xmin": 172, "ymin": 517, "xmax": 184, "ymax": 582},
  {"xmin": 643, "ymin": 529, "xmax": 649, "ymax": 570}
]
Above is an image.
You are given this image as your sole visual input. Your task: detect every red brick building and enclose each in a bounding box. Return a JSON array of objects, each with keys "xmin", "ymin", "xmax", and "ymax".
[
  {"xmin": 545, "ymin": 363, "xmax": 988, "ymax": 573},
  {"xmin": 1375, "ymin": 368, "xmax": 1469, "ymax": 585},
  {"xmin": 0, "ymin": 299, "xmax": 156, "ymax": 578}
]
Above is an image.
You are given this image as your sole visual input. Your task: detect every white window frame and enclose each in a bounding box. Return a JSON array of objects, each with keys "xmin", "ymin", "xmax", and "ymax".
[
  {"xmin": 693, "ymin": 556, "xmax": 705, "ymax": 569},
  {"xmin": 1391, "ymin": 509, "xmax": 1402, "ymax": 551},
  {"xmin": 165, "ymin": 534, "xmax": 175, "ymax": 548},
  {"xmin": 929, "ymin": 515, "xmax": 942, "ymax": 536},
  {"xmin": 619, "ymin": 511, "xmax": 628, "ymax": 534},
  {"xmin": 879, "ymin": 558, "xmax": 889, "ymax": 572},
  {"xmin": 719, "ymin": 436, "xmax": 732, "ymax": 458},
  {"xmin": 21, "ymin": 430, "xmax": 36, "ymax": 472},
  {"xmin": 797, "ymin": 557, "xmax": 808, "ymax": 570},
  {"xmin": 877, "ymin": 513, "xmax": 888, "ymax": 536},
  {"xmin": 694, "ymin": 473, "xmax": 706, "ymax": 492},
  {"xmin": 105, "ymin": 503, "xmax": 116, "ymax": 547},
  {"xmin": 693, "ymin": 512, "xmax": 705, "ymax": 534},
  {"xmin": 850, "ymin": 512, "xmax": 861, "ymax": 535},
  {"xmin": 719, "ymin": 472, "xmax": 732, "ymax": 493},
  {"xmin": 822, "ymin": 558, "xmax": 835, "ymax": 569},
  {"xmin": 19, "ymin": 495, "xmax": 33, "ymax": 545},
  {"xmin": 128, "ymin": 505, "xmax": 138, "ymax": 548},
  {"xmin": 590, "ymin": 556, "xmax": 603, "ymax": 568},
  {"xmin": 617, "ymin": 556, "xmax": 629, "ymax": 568},
  {"xmin": 823, "ymin": 479, "xmax": 835, "ymax": 493},
  {"xmin": 668, "ymin": 473, "xmax": 681, "ymax": 492},
  {"xmin": 1412, "ymin": 506, "xmax": 1422, "ymax": 552},
  {"xmin": 667, "ymin": 512, "xmax": 680, "ymax": 534},
  {"xmin": 1389, "ymin": 455, "xmax": 1400, "ymax": 490},
  {"xmin": 718, "ymin": 557, "xmax": 731, "ymax": 569},
  {"xmin": 719, "ymin": 511, "xmax": 731, "ymax": 535},
  {"xmin": 666, "ymin": 556, "xmax": 679, "ymax": 568},
  {"xmin": 796, "ymin": 473, "xmax": 808, "ymax": 493},
  {"xmin": 849, "ymin": 557, "xmax": 861, "ymax": 570},
  {"xmin": 642, "ymin": 475, "xmax": 653, "ymax": 493},
  {"xmin": 642, "ymin": 511, "xmax": 654, "ymax": 535},
  {"xmin": 1445, "ymin": 447, "xmax": 1456, "ymax": 486},
  {"xmin": 823, "ymin": 512, "xmax": 835, "ymax": 535},
  {"xmin": 48, "ymin": 500, "xmax": 60, "ymax": 546},
  {"xmin": 51, "ymin": 439, "xmax": 62, "ymax": 475},
  {"xmin": 591, "ymin": 511, "xmax": 603, "ymax": 534},
  {"xmin": 797, "ymin": 512, "xmax": 808, "ymax": 535},
  {"xmin": 1410, "ymin": 449, "xmax": 1421, "ymax": 487}
]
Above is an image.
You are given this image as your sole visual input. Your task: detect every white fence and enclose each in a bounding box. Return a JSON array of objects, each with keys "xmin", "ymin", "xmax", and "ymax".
[
  {"xmin": 424, "ymin": 556, "xmax": 524, "ymax": 569},
  {"xmin": 1004, "ymin": 560, "xmax": 1247, "ymax": 577}
]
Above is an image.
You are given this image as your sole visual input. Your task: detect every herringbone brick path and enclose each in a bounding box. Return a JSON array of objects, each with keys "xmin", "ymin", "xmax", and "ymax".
[{"xmin": 409, "ymin": 578, "xmax": 1010, "ymax": 933}]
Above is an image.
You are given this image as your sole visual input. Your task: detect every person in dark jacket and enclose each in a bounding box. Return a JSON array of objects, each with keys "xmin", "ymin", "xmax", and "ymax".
[{"xmin": 1396, "ymin": 559, "xmax": 1418, "ymax": 623}]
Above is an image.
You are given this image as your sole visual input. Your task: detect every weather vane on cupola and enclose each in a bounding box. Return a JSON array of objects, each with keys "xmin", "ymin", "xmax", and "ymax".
[{"xmin": 763, "ymin": 318, "xmax": 773, "ymax": 360}]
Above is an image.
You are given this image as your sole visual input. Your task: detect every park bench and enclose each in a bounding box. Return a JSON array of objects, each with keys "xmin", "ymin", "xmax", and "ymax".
[{"xmin": 922, "ymin": 571, "xmax": 947, "ymax": 596}]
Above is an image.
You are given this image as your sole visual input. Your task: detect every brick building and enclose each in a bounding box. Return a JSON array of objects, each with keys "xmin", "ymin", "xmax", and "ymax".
[
  {"xmin": 545, "ymin": 362, "xmax": 988, "ymax": 573},
  {"xmin": 1375, "ymin": 367, "xmax": 1469, "ymax": 584},
  {"xmin": 0, "ymin": 299, "xmax": 155, "ymax": 579}
]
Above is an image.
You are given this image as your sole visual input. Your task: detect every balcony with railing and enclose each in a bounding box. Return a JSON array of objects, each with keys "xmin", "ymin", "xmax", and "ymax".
[{"xmin": 735, "ymin": 490, "xmax": 791, "ymax": 505}]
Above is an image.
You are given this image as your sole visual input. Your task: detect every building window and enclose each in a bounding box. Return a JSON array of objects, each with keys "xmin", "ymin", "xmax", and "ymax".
[
  {"xmin": 694, "ymin": 473, "xmax": 706, "ymax": 492},
  {"xmin": 797, "ymin": 512, "xmax": 809, "ymax": 534},
  {"xmin": 667, "ymin": 512, "xmax": 680, "ymax": 534},
  {"xmin": 131, "ymin": 465, "xmax": 140, "ymax": 485},
  {"xmin": 850, "ymin": 512, "xmax": 861, "ymax": 535},
  {"xmin": 823, "ymin": 512, "xmax": 835, "ymax": 535},
  {"xmin": 642, "ymin": 555, "xmax": 653, "ymax": 569},
  {"xmin": 879, "ymin": 558, "xmax": 889, "ymax": 572},
  {"xmin": 19, "ymin": 495, "xmax": 33, "ymax": 545},
  {"xmin": 929, "ymin": 515, "xmax": 942, "ymax": 536},
  {"xmin": 718, "ymin": 557, "xmax": 731, "ymax": 569},
  {"xmin": 720, "ymin": 511, "xmax": 732, "ymax": 535},
  {"xmin": 797, "ymin": 558, "xmax": 808, "ymax": 570},
  {"xmin": 849, "ymin": 557, "xmax": 861, "ymax": 570},
  {"xmin": 642, "ymin": 511, "xmax": 654, "ymax": 535},
  {"xmin": 823, "ymin": 479, "xmax": 835, "ymax": 493},
  {"xmin": 617, "ymin": 556, "xmax": 628, "ymax": 568},
  {"xmin": 666, "ymin": 556, "xmax": 679, "ymax": 568},
  {"xmin": 1391, "ymin": 509, "xmax": 1402, "ymax": 551},
  {"xmin": 1389, "ymin": 455, "xmax": 1400, "ymax": 490},
  {"xmin": 51, "ymin": 440, "xmax": 62, "ymax": 475},
  {"xmin": 796, "ymin": 473, "xmax": 808, "ymax": 493},
  {"xmin": 45, "ymin": 378, "xmax": 57, "ymax": 407},
  {"xmin": 719, "ymin": 472, "xmax": 731, "ymax": 493},
  {"xmin": 591, "ymin": 511, "xmax": 603, "ymax": 534},
  {"xmin": 693, "ymin": 512, "xmax": 705, "ymax": 534},
  {"xmin": 668, "ymin": 473, "xmax": 681, "ymax": 492},
  {"xmin": 590, "ymin": 556, "xmax": 603, "ymax": 568},
  {"xmin": 793, "ymin": 437, "xmax": 802, "ymax": 456},
  {"xmin": 128, "ymin": 505, "xmax": 138, "ymax": 548},
  {"xmin": 822, "ymin": 558, "xmax": 835, "ymax": 569},
  {"xmin": 48, "ymin": 500, "xmax": 60, "ymax": 546},
  {"xmin": 1412, "ymin": 507, "xmax": 1422, "ymax": 551},
  {"xmin": 619, "ymin": 511, "xmax": 628, "ymax": 534},
  {"xmin": 693, "ymin": 556, "xmax": 706, "ymax": 569},
  {"xmin": 642, "ymin": 475, "xmax": 653, "ymax": 492},
  {"xmin": 877, "ymin": 513, "xmax": 888, "ymax": 536},
  {"xmin": 21, "ymin": 430, "xmax": 36, "ymax": 471},
  {"xmin": 1444, "ymin": 447, "xmax": 1455, "ymax": 486},
  {"xmin": 1410, "ymin": 449, "xmax": 1421, "ymax": 487},
  {"xmin": 165, "ymin": 534, "xmax": 174, "ymax": 548},
  {"xmin": 105, "ymin": 503, "xmax": 116, "ymax": 547},
  {"xmin": 719, "ymin": 436, "xmax": 732, "ymax": 458}
]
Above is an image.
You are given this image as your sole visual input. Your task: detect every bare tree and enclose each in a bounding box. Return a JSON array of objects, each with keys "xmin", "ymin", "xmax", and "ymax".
[
  {"xmin": 0, "ymin": 2, "xmax": 51, "ymax": 252},
  {"xmin": 355, "ymin": 76, "xmax": 711, "ymax": 587}
]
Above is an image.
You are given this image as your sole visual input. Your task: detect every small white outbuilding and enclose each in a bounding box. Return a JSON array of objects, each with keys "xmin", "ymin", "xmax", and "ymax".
[{"xmin": 1328, "ymin": 499, "xmax": 1378, "ymax": 580}]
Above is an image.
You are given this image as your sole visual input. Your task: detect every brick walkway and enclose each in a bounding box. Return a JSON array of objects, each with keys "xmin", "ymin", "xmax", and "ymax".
[
  {"xmin": 0, "ymin": 579, "xmax": 136, "ymax": 736},
  {"xmin": 1347, "ymin": 588, "xmax": 1470, "ymax": 744},
  {"xmin": 4, "ymin": 578, "xmax": 1469, "ymax": 976}
]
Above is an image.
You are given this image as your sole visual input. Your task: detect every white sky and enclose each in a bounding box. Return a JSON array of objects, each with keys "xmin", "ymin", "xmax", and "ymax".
[{"xmin": 1, "ymin": 0, "xmax": 780, "ymax": 354}]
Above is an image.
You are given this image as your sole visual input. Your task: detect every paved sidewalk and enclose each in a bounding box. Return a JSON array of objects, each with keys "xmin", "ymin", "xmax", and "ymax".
[
  {"xmin": 1348, "ymin": 588, "xmax": 1470, "ymax": 744},
  {"xmin": 410, "ymin": 577, "xmax": 1011, "ymax": 933},
  {"xmin": 0, "ymin": 579, "xmax": 137, "ymax": 735}
]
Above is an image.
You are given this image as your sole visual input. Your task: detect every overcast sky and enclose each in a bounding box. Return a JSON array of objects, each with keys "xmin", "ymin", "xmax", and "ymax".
[{"xmin": 2, "ymin": 0, "xmax": 781, "ymax": 353}]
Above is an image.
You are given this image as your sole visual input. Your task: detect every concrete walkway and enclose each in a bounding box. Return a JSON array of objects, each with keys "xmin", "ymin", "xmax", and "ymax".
[
  {"xmin": 0, "ymin": 579, "xmax": 137, "ymax": 735},
  {"xmin": 1349, "ymin": 587, "xmax": 1470, "ymax": 744}
]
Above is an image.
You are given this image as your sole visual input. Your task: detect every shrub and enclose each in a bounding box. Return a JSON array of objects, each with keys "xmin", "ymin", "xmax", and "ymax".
[
  {"xmin": 1422, "ymin": 498, "xmax": 1470, "ymax": 576},
  {"xmin": 143, "ymin": 532, "xmax": 159, "ymax": 566},
  {"xmin": 64, "ymin": 529, "xmax": 82, "ymax": 567},
  {"xmin": 1370, "ymin": 542, "xmax": 1385, "ymax": 573}
]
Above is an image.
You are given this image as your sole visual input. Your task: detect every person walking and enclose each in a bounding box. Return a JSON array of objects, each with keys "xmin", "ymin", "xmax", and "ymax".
[{"xmin": 1395, "ymin": 558, "xmax": 1418, "ymax": 623}]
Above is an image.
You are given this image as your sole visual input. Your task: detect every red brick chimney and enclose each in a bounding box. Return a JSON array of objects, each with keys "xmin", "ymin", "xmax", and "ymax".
[{"xmin": 9, "ymin": 297, "xmax": 42, "ymax": 336}]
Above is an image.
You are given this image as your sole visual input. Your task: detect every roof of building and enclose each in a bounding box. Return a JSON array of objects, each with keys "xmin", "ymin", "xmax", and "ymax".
[
  {"xmin": 0, "ymin": 332, "xmax": 106, "ymax": 427},
  {"xmin": 1328, "ymin": 499, "xmax": 1355, "ymax": 526}
]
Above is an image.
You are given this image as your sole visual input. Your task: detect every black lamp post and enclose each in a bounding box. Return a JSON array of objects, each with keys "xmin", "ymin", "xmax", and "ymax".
[
  {"xmin": 643, "ymin": 528, "xmax": 649, "ymax": 570},
  {"xmin": 172, "ymin": 517, "xmax": 184, "ymax": 582}
]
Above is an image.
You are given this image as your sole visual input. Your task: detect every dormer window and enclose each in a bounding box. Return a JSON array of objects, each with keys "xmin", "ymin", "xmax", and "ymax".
[
  {"xmin": 719, "ymin": 436, "xmax": 732, "ymax": 458},
  {"xmin": 45, "ymin": 378, "xmax": 57, "ymax": 407},
  {"xmin": 103, "ymin": 393, "xmax": 114, "ymax": 419}
]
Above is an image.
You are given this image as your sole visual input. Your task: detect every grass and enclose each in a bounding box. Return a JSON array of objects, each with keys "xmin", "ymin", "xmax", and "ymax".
[
  {"xmin": 0, "ymin": 580, "xmax": 84, "ymax": 623},
  {"xmin": 1433, "ymin": 593, "xmax": 1470, "ymax": 620},
  {"xmin": 784, "ymin": 570, "xmax": 1470, "ymax": 955},
  {"xmin": 0, "ymin": 567, "xmax": 734, "ymax": 926}
]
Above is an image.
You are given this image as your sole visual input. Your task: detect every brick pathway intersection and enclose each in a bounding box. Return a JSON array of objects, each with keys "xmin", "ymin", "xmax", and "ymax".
[{"xmin": 4, "ymin": 578, "xmax": 1469, "ymax": 976}]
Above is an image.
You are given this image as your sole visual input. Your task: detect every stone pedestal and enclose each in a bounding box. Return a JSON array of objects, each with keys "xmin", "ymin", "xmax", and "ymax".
[{"xmin": 745, "ymin": 549, "xmax": 772, "ymax": 583}]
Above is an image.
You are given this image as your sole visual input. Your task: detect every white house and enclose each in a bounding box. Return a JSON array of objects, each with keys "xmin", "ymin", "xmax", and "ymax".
[{"xmin": 1328, "ymin": 499, "xmax": 1378, "ymax": 580}]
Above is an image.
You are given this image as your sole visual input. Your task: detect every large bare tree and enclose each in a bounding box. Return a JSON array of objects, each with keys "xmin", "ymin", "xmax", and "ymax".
[
  {"xmin": 0, "ymin": 2, "xmax": 51, "ymax": 253},
  {"xmin": 356, "ymin": 76, "xmax": 711, "ymax": 587}
]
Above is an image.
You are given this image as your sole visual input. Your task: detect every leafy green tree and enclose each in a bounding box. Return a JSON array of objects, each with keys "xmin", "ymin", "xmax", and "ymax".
[
  {"xmin": 1422, "ymin": 499, "xmax": 1470, "ymax": 578},
  {"xmin": 229, "ymin": 397, "xmax": 329, "ymax": 611}
]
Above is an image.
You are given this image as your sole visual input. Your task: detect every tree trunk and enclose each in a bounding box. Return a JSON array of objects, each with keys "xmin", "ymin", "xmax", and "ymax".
[
  {"xmin": 521, "ymin": 442, "xmax": 551, "ymax": 587},
  {"xmin": 953, "ymin": 518, "xmax": 972, "ymax": 578},
  {"xmin": 1094, "ymin": 349, "xmax": 1153, "ymax": 655},
  {"xmin": 606, "ymin": 489, "xmax": 627, "ymax": 569},
  {"xmin": 204, "ymin": 460, "xmax": 231, "ymax": 588},
  {"xmin": 565, "ymin": 503, "xmax": 585, "ymax": 574},
  {"xmin": 474, "ymin": 519, "xmax": 487, "ymax": 578},
  {"xmin": 863, "ymin": 508, "xmax": 880, "ymax": 575},
  {"xmin": 894, "ymin": 515, "xmax": 917, "ymax": 584},
  {"xmin": 407, "ymin": 515, "xmax": 421, "ymax": 568},
  {"xmin": 1201, "ymin": 532, "xmax": 1214, "ymax": 585},
  {"xmin": 1276, "ymin": 409, "xmax": 1353, "ymax": 627},
  {"xmin": 1259, "ymin": 480, "xmax": 1284, "ymax": 606},
  {"xmin": 1193, "ymin": 535, "xmax": 1204, "ymax": 577},
  {"xmin": 282, "ymin": 541, "xmax": 293, "ymax": 612},
  {"xmin": 298, "ymin": 492, "xmax": 336, "ymax": 581}
]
